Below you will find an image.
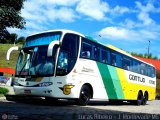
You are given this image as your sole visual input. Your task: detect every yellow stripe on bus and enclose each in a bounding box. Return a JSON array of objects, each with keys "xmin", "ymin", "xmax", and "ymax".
[
  {"xmin": 116, "ymin": 68, "xmax": 156, "ymax": 100},
  {"xmin": 107, "ymin": 44, "xmax": 132, "ymax": 57}
]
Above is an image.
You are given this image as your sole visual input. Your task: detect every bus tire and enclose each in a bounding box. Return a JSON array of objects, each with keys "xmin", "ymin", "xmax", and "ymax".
[
  {"xmin": 136, "ymin": 91, "xmax": 143, "ymax": 106},
  {"xmin": 142, "ymin": 92, "xmax": 148, "ymax": 105},
  {"xmin": 77, "ymin": 85, "xmax": 91, "ymax": 106}
]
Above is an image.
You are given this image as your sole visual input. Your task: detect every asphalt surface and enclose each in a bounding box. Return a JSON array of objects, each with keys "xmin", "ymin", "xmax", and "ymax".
[{"xmin": 0, "ymin": 97, "xmax": 160, "ymax": 120}]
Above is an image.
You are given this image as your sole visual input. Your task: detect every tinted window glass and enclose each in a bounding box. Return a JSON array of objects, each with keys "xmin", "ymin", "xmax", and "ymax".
[
  {"xmin": 151, "ymin": 67, "xmax": 155, "ymax": 78},
  {"xmin": 132, "ymin": 60, "xmax": 140, "ymax": 73},
  {"xmin": 56, "ymin": 33, "xmax": 79, "ymax": 76},
  {"xmin": 111, "ymin": 51, "xmax": 122, "ymax": 67},
  {"xmin": 111, "ymin": 52, "xmax": 117, "ymax": 66},
  {"xmin": 93, "ymin": 46, "xmax": 100, "ymax": 61},
  {"xmin": 101, "ymin": 50, "xmax": 108, "ymax": 64},
  {"xmin": 81, "ymin": 42, "xmax": 92, "ymax": 59},
  {"xmin": 122, "ymin": 57, "xmax": 131, "ymax": 70},
  {"xmin": 140, "ymin": 63, "xmax": 146, "ymax": 75}
]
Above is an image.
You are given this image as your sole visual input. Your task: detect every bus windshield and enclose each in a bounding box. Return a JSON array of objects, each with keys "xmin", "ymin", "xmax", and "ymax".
[
  {"xmin": 16, "ymin": 32, "xmax": 61, "ymax": 77},
  {"xmin": 16, "ymin": 45, "xmax": 56, "ymax": 77}
]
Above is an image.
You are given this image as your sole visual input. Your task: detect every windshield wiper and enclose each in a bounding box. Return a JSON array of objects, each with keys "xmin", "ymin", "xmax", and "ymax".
[{"xmin": 19, "ymin": 59, "xmax": 29, "ymax": 75}]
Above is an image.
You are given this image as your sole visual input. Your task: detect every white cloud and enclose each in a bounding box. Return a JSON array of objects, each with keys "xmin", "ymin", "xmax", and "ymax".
[
  {"xmin": 98, "ymin": 27, "xmax": 135, "ymax": 41},
  {"xmin": 135, "ymin": 1, "xmax": 159, "ymax": 13},
  {"xmin": 18, "ymin": 0, "xmax": 78, "ymax": 36},
  {"xmin": 135, "ymin": 1, "xmax": 157, "ymax": 26},
  {"xmin": 112, "ymin": 5, "xmax": 130, "ymax": 15},
  {"xmin": 76, "ymin": 0, "xmax": 109, "ymax": 20},
  {"xmin": 46, "ymin": 7, "xmax": 77, "ymax": 22},
  {"xmin": 46, "ymin": 0, "xmax": 80, "ymax": 6},
  {"xmin": 98, "ymin": 26, "xmax": 159, "ymax": 41},
  {"xmin": 138, "ymin": 12, "xmax": 154, "ymax": 25}
]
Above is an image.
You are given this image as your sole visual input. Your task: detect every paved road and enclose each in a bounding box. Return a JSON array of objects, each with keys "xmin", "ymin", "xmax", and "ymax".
[{"xmin": 0, "ymin": 97, "xmax": 160, "ymax": 120}]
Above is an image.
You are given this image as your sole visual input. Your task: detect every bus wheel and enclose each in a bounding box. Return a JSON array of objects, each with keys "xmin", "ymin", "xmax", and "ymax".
[
  {"xmin": 78, "ymin": 85, "xmax": 91, "ymax": 106},
  {"xmin": 142, "ymin": 92, "xmax": 148, "ymax": 105},
  {"xmin": 136, "ymin": 91, "xmax": 143, "ymax": 106}
]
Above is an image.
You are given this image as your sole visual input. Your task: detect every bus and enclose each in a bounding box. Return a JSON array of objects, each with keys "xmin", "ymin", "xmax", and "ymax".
[{"xmin": 7, "ymin": 29, "xmax": 156, "ymax": 106}]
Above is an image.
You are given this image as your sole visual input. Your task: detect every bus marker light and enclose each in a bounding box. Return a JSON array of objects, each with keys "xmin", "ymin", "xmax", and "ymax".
[{"xmin": 63, "ymin": 85, "xmax": 74, "ymax": 95}]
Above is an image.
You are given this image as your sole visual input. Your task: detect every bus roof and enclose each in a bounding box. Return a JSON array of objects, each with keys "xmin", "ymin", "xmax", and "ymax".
[{"xmin": 27, "ymin": 29, "xmax": 85, "ymax": 38}]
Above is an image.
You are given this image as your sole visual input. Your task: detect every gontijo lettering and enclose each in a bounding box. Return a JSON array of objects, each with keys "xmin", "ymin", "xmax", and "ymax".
[{"xmin": 129, "ymin": 74, "xmax": 145, "ymax": 83}]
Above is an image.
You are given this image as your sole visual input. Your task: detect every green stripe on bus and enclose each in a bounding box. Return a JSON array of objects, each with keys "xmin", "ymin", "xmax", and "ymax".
[
  {"xmin": 96, "ymin": 62, "xmax": 117, "ymax": 99},
  {"xmin": 97, "ymin": 62, "xmax": 124, "ymax": 100},
  {"xmin": 108, "ymin": 66, "xmax": 124, "ymax": 99}
]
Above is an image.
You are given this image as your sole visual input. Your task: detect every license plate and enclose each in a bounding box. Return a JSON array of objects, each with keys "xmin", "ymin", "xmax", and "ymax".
[{"xmin": 24, "ymin": 89, "xmax": 31, "ymax": 94}]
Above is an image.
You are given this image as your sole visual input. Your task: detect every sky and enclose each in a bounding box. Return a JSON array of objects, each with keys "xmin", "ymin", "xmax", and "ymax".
[{"xmin": 8, "ymin": 0, "xmax": 160, "ymax": 58}]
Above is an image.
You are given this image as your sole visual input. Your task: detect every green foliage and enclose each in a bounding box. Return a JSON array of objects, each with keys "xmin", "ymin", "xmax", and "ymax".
[
  {"xmin": 0, "ymin": 0, "xmax": 26, "ymax": 40},
  {"xmin": 16, "ymin": 36, "xmax": 25, "ymax": 44},
  {"xmin": 130, "ymin": 52, "xmax": 159, "ymax": 60},
  {"xmin": 156, "ymin": 79, "xmax": 160, "ymax": 97},
  {"xmin": 0, "ymin": 87, "xmax": 9, "ymax": 95},
  {"xmin": 0, "ymin": 32, "xmax": 25, "ymax": 44}
]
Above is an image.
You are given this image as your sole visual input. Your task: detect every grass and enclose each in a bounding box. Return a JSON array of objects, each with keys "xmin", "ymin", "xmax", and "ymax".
[
  {"xmin": 0, "ymin": 94, "xmax": 4, "ymax": 97},
  {"xmin": 0, "ymin": 87, "xmax": 9, "ymax": 95},
  {"xmin": 0, "ymin": 44, "xmax": 22, "ymax": 76}
]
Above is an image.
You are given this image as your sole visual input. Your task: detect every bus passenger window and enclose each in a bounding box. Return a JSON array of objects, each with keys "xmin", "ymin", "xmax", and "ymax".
[
  {"xmin": 122, "ymin": 57, "xmax": 131, "ymax": 70},
  {"xmin": 81, "ymin": 51, "xmax": 90, "ymax": 59},
  {"xmin": 140, "ymin": 63, "xmax": 146, "ymax": 75},
  {"xmin": 111, "ymin": 53, "xmax": 117, "ymax": 66},
  {"xmin": 147, "ymin": 66, "xmax": 152, "ymax": 77},
  {"xmin": 132, "ymin": 60, "xmax": 140, "ymax": 74},
  {"xmin": 101, "ymin": 50, "xmax": 108, "ymax": 64},
  {"xmin": 151, "ymin": 67, "xmax": 155, "ymax": 78},
  {"xmin": 94, "ymin": 47, "xmax": 100, "ymax": 61},
  {"xmin": 81, "ymin": 42, "xmax": 92, "ymax": 59},
  {"xmin": 112, "ymin": 59, "xmax": 116, "ymax": 66}
]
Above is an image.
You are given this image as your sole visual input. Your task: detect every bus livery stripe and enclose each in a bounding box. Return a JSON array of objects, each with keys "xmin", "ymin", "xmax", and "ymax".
[
  {"xmin": 97, "ymin": 62, "xmax": 117, "ymax": 99},
  {"xmin": 108, "ymin": 66, "xmax": 124, "ymax": 99},
  {"xmin": 97, "ymin": 62, "xmax": 125, "ymax": 100},
  {"xmin": 116, "ymin": 68, "xmax": 130, "ymax": 99}
]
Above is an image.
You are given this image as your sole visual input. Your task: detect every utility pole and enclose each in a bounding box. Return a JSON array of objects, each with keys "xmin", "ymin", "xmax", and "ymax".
[{"xmin": 148, "ymin": 40, "xmax": 150, "ymax": 58}]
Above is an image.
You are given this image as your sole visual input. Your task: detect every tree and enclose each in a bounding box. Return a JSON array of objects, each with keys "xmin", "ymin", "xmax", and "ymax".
[
  {"xmin": 0, "ymin": 0, "xmax": 26, "ymax": 40},
  {"xmin": 16, "ymin": 36, "xmax": 25, "ymax": 44}
]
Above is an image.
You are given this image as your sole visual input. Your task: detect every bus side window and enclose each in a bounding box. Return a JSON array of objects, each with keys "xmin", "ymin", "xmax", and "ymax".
[
  {"xmin": 140, "ymin": 63, "xmax": 146, "ymax": 75},
  {"xmin": 147, "ymin": 65, "xmax": 151, "ymax": 77},
  {"xmin": 101, "ymin": 50, "xmax": 108, "ymax": 63},
  {"xmin": 132, "ymin": 60, "xmax": 140, "ymax": 74},
  {"xmin": 116, "ymin": 53, "xmax": 122, "ymax": 68},
  {"xmin": 111, "ymin": 52, "xmax": 117, "ymax": 66},
  {"xmin": 151, "ymin": 67, "xmax": 155, "ymax": 78},
  {"xmin": 81, "ymin": 42, "xmax": 92, "ymax": 59},
  {"xmin": 122, "ymin": 57, "xmax": 131, "ymax": 70},
  {"xmin": 94, "ymin": 47, "xmax": 100, "ymax": 61}
]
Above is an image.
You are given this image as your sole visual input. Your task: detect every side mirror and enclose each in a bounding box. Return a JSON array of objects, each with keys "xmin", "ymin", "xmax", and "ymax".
[
  {"xmin": 6, "ymin": 46, "xmax": 19, "ymax": 60},
  {"xmin": 47, "ymin": 40, "xmax": 60, "ymax": 57}
]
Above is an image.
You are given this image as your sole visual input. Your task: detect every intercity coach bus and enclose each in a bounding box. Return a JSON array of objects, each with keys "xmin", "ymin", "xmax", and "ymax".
[{"xmin": 7, "ymin": 29, "xmax": 156, "ymax": 106}]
